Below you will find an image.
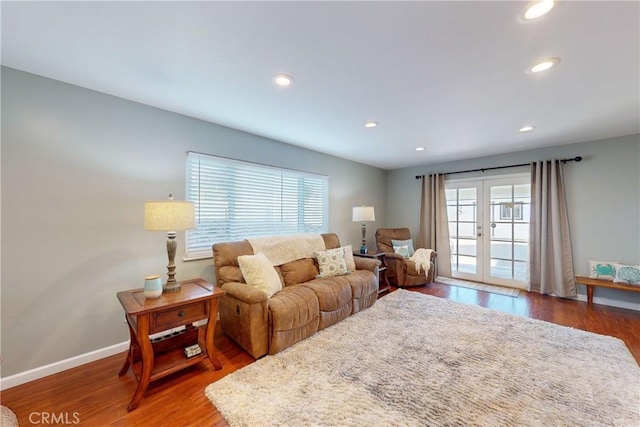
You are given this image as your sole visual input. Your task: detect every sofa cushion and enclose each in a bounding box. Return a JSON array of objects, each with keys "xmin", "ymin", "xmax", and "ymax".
[
  {"xmin": 314, "ymin": 247, "xmax": 348, "ymax": 278},
  {"xmin": 280, "ymin": 258, "xmax": 319, "ymax": 287},
  {"xmin": 268, "ymin": 286, "xmax": 320, "ymax": 354},
  {"xmin": 346, "ymin": 270, "xmax": 378, "ymax": 314},
  {"xmin": 302, "ymin": 277, "xmax": 353, "ymax": 330},
  {"xmin": 238, "ymin": 253, "xmax": 283, "ymax": 297}
]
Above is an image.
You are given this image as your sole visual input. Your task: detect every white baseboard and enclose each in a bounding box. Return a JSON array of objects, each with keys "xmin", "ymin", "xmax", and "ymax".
[
  {"xmin": 0, "ymin": 341, "xmax": 128, "ymax": 390},
  {"xmin": 573, "ymin": 293, "xmax": 640, "ymax": 311}
]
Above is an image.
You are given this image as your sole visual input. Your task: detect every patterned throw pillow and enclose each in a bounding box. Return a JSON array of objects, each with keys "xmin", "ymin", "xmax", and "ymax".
[
  {"xmin": 613, "ymin": 264, "xmax": 640, "ymax": 286},
  {"xmin": 391, "ymin": 239, "xmax": 415, "ymax": 256},
  {"xmin": 588, "ymin": 260, "xmax": 618, "ymax": 281},
  {"xmin": 393, "ymin": 245, "xmax": 410, "ymax": 259},
  {"xmin": 314, "ymin": 247, "xmax": 348, "ymax": 278},
  {"xmin": 237, "ymin": 253, "xmax": 283, "ymax": 297}
]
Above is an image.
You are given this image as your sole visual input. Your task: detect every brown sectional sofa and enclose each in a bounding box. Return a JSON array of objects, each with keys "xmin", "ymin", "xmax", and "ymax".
[{"xmin": 213, "ymin": 233, "xmax": 380, "ymax": 359}]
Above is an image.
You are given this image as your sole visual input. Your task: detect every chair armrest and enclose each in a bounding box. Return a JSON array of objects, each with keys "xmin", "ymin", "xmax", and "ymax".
[
  {"xmin": 354, "ymin": 257, "xmax": 381, "ymax": 273},
  {"xmin": 384, "ymin": 252, "xmax": 405, "ymax": 262},
  {"xmin": 221, "ymin": 282, "xmax": 269, "ymax": 304}
]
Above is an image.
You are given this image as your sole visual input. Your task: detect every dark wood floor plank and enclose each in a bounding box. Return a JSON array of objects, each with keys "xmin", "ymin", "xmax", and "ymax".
[{"xmin": 2, "ymin": 283, "xmax": 638, "ymax": 426}]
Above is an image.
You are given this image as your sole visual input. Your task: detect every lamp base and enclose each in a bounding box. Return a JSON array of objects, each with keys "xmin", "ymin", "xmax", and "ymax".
[
  {"xmin": 360, "ymin": 245, "xmax": 367, "ymax": 254},
  {"xmin": 163, "ymin": 282, "xmax": 182, "ymax": 293},
  {"xmin": 163, "ymin": 233, "xmax": 181, "ymax": 293}
]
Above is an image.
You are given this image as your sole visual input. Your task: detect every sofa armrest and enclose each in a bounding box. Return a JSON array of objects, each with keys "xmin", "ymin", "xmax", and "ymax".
[
  {"xmin": 354, "ymin": 257, "xmax": 381, "ymax": 273},
  {"xmin": 221, "ymin": 282, "xmax": 269, "ymax": 304}
]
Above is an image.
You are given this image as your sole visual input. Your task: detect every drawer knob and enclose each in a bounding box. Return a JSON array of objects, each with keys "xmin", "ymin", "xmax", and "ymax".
[{"xmin": 178, "ymin": 310, "xmax": 186, "ymax": 318}]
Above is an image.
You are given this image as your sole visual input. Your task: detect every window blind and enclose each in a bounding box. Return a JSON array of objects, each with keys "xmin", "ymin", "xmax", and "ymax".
[{"xmin": 185, "ymin": 152, "xmax": 329, "ymax": 259}]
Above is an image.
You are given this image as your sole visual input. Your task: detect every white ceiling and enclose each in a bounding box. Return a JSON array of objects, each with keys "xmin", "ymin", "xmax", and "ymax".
[{"xmin": 2, "ymin": 1, "xmax": 639, "ymax": 170}]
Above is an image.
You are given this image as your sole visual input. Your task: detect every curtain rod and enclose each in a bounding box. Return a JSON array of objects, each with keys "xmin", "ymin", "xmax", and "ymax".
[{"xmin": 414, "ymin": 156, "xmax": 582, "ymax": 180}]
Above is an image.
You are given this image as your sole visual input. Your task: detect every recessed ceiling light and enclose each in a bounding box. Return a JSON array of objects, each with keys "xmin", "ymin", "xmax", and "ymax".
[
  {"xmin": 416, "ymin": 147, "xmax": 425, "ymax": 152},
  {"xmin": 364, "ymin": 121, "xmax": 378, "ymax": 128},
  {"xmin": 523, "ymin": 0, "xmax": 555, "ymax": 20},
  {"xmin": 519, "ymin": 125, "xmax": 536, "ymax": 132},
  {"xmin": 272, "ymin": 74, "xmax": 294, "ymax": 87},
  {"xmin": 527, "ymin": 57, "xmax": 560, "ymax": 74}
]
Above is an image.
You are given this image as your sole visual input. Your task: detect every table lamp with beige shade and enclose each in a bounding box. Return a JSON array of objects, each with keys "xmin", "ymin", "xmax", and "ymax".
[{"xmin": 144, "ymin": 194, "xmax": 195, "ymax": 293}]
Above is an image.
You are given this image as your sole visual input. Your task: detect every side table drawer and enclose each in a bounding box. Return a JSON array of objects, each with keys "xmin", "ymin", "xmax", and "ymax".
[{"xmin": 151, "ymin": 301, "xmax": 208, "ymax": 334}]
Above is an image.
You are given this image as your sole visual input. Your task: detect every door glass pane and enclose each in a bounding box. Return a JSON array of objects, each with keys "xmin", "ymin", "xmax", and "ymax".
[
  {"xmin": 490, "ymin": 241, "xmax": 512, "ymax": 260},
  {"xmin": 458, "ymin": 256, "xmax": 477, "ymax": 274},
  {"xmin": 514, "ymin": 261, "xmax": 528, "ymax": 281},
  {"xmin": 514, "ymin": 223, "xmax": 528, "ymax": 241},
  {"xmin": 458, "ymin": 238, "xmax": 477, "ymax": 256},
  {"xmin": 514, "ymin": 242, "xmax": 528, "ymax": 262},
  {"xmin": 490, "ymin": 259, "xmax": 512, "ymax": 279},
  {"xmin": 458, "ymin": 222, "xmax": 475, "ymax": 238},
  {"xmin": 491, "ymin": 223, "xmax": 512, "ymax": 240},
  {"xmin": 458, "ymin": 205, "xmax": 476, "ymax": 222}
]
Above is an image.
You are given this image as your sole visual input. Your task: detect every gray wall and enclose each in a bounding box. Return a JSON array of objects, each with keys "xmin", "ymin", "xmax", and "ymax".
[
  {"xmin": 2, "ymin": 65, "xmax": 638, "ymax": 378},
  {"xmin": 387, "ymin": 133, "xmax": 640, "ymax": 309},
  {"xmin": 0, "ymin": 67, "xmax": 387, "ymax": 376}
]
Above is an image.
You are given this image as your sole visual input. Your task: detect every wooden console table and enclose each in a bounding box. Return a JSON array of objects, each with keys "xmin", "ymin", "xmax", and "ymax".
[
  {"xmin": 117, "ymin": 278, "xmax": 225, "ymax": 411},
  {"xmin": 354, "ymin": 251, "xmax": 391, "ymax": 296},
  {"xmin": 575, "ymin": 275, "xmax": 640, "ymax": 306}
]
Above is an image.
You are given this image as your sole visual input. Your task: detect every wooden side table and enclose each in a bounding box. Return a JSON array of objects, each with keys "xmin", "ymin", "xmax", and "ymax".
[
  {"xmin": 354, "ymin": 251, "xmax": 391, "ymax": 296},
  {"xmin": 117, "ymin": 278, "xmax": 225, "ymax": 411}
]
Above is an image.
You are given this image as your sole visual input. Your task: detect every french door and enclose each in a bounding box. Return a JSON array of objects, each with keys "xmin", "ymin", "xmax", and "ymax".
[{"xmin": 445, "ymin": 174, "xmax": 530, "ymax": 289}]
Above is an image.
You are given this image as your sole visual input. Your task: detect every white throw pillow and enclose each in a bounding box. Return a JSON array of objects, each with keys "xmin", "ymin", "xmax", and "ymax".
[
  {"xmin": 588, "ymin": 260, "xmax": 618, "ymax": 281},
  {"xmin": 613, "ymin": 264, "xmax": 640, "ymax": 286},
  {"xmin": 391, "ymin": 238, "xmax": 415, "ymax": 256},
  {"xmin": 341, "ymin": 244, "xmax": 356, "ymax": 272},
  {"xmin": 237, "ymin": 253, "xmax": 283, "ymax": 297},
  {"xmin": 314, "ymin": 247, "xmax": 349, "ymax": 278}
]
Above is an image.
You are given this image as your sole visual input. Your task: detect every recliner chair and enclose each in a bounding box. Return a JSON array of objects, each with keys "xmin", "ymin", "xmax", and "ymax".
[{"xmin": 375, "ymin": 227, "xmax": 436, "ymax": 287}]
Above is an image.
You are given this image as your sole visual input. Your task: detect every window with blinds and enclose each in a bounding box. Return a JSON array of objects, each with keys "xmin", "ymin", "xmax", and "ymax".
[{"xmin": 185, "ymin": 151, "xmax": 329, "ymax": 259}]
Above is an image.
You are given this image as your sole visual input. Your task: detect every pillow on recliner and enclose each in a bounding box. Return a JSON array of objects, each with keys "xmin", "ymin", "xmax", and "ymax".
[
  {"xmin": 238, "ymin": 252, "xmax": 283, "ymax": 297},
  {"xmin": 392, "ymin": 239, "xmax": 415, "ymax": 256},
  {"xmin": 393, "ymin": 244, "xmax": 411, "ymax": 259}
]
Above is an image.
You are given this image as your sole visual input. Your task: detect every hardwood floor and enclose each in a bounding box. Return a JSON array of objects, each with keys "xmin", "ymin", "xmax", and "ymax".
[{"xmin": 2, "ymin": 283, "xmax": 639, "ymax": 426}]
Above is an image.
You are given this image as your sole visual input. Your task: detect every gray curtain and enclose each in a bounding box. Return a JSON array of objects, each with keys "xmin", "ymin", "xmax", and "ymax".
[
  {"xmin": 418, "ymin": 173, "xmax": 451, "ymax": 277},
  {"xmin": 529, "ymin": 160, "xmax": 576, "ymax": 297}
]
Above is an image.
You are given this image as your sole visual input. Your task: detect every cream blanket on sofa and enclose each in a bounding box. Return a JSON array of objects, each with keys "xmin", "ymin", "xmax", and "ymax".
[
  {"xmin": 410, "ymin": 248, "xmax": 434, "ymax": 276},
  {"xmin": 247, "ymin": 234, "xmax": 326, "ymax": 266}
]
